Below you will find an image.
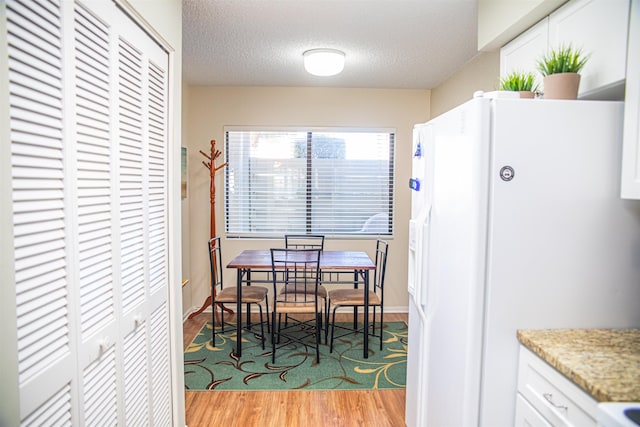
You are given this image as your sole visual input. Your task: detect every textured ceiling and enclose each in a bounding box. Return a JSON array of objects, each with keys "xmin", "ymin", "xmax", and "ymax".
[{"xmin": 182, "ymin": 0, "xmax": 480, "ymax": 89}]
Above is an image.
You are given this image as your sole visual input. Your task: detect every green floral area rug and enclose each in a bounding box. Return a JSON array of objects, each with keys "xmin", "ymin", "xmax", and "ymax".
[{"xmin": 184, "ymin": 321, "xmax": 407, "ymax": 391}]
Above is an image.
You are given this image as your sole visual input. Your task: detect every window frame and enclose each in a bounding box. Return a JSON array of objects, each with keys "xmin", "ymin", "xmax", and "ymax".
[{"xmin": 223, "ymin": 126, "xmax": 396, "ymax": 239}]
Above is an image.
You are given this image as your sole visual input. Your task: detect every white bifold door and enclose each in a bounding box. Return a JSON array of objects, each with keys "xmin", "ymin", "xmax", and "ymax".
[{"xmin": 2, "ymin": 0, "xmax": 174, "ymax": 425}]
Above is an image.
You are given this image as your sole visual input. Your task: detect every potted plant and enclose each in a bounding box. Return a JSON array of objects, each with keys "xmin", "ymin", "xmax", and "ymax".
[
  {"xmin": 537, "ymin": 44, "xmax": 590, "ymax": 99},
  {"xmin": 499, "ymin": 71, "xmax": 539, "ymax": 98}
]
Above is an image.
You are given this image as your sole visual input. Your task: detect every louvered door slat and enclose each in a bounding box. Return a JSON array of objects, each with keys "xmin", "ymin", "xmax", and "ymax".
[
  {"xmin": 11, "ymin": 178, "xmax": 64, "ymax": 191},
  {"xmin": 77, "ymin": 196, "xmax": 111, "ymax": 212},
  {"xmin": 82, "ymin": 347, "xmax": 117, "ymax": 426},
  {"xmin": 10, "ymin": 0, "xmax": 69, "ymax": 372},
  {"xmin": 16, "ymin": 294, "xmax": 66, "ymax": 329},
  {"xmin": 14, "ymin": 259, "xmax": 66, "ymax": 291},
  {"xmin": 13, "ymin": 210, "xmax": 64, "ymax": 229},
  {"xmin": 74, "ymin": 1, "xmax": 114, "ymax": 343},
  {"xmin": 7, "ymin": 42, "xmax": 61, "ymax": 82},
  {"xmin": 77, "ymin": 80, "xmax": 110, "ymax": 106},
  {"xmin": 79, "ymin": 277, "xmax": 112, "ymax": 310},
  {"xmin": 147, "ymin": 61, "xmax": 167, "ymax": 294},
  {"xmin": 8, "ymin": 74, "xmax": 63, "ymax": 108},
  {"xmin": 9, "ymin": 112, "xmax": 63, "ymax": 135},
  {"xmin": 150, "ymin": 304, "xmax": 170, "ymax": 426},
  {"xmin": 12, "ymin": 218, "xmax": 63, "ymax": 241},
  {"xmin": 76, "ymin": 149, "xmax": 110, "ymax": 168},
  {"xmin": 123, "ymin": 325, "xmax": 149, "ymax": 426},
  {"xmin": 11, "ymin": 165, "xmax": 64, "ymax": 183},
  {"xmin": 10, "ymin": 127, "xmax": 63, "ymax": 147},
  {"xmin": 9, "ymin": 0, "xmax": 62, "ymax": 42},
  {"xmin": 76, "ymin": 111, "xmax": 109, "ymax": 133},
  {"xmin": 11, "ymin": 187, "xmax": 65, "ymax": 203},
  {"xmin": 77, "ymin": 225, "xmax": 110, "ymax": 246},
  {"xmin": 14, "ymin": 272, "xmax": 63, "ymax": 304},
  {"xmin": 118, "ymin": 32, "xmax": 146, "ymax": 315},
  {"xmin": 74, "ymin": 4, "xmax": 109, "ymax": 44},
  {"xmin": 7, "ymin": 37, "xmax": 62, "ymax": 79},
  {"xmin": 77, "ymin": 171, "xmax": 110, "ymax": 185},
  {"xmin": 12, "ymin": 225, "xmax": 64, "ymax": 248},
  {"xmin": 18, "ymin": 315, "xmax": 67, "ymax": 351},
  {"xmin": 75, "ymin": 41, "xmax": 109, "ymax": 73},
  {"xmin": 20, "ymin": 384, "xmax": 71, "ymax": 427}
]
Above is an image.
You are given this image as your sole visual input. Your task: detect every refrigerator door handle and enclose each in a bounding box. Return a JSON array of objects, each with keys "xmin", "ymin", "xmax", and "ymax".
[
  {"xmin": 409, "ymin": 208, "xmax": 431, "ymax": 312},
  {"xmin": 419, "ymin": 210, "xmax": 432, "ymax": 310},
  {"xmin": 408, "ymin": 219, "xmax": 421, "ymax": 299}
]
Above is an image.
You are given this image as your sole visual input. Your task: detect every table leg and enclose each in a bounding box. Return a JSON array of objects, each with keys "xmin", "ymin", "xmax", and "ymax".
[
  {"xmin": 245, "ymin": 270, "xmax": 252, "ymax": 330},
  {"xmin": 353, "ymin": 271, "xmax": 358, "ymax": 330},
  {"xmin": 235, "ymin": 268, "xmax": 242, "ymax": 357},
  {"xmin": 363, "ymin": 269, "xmax": 369, "ymax": 359}
]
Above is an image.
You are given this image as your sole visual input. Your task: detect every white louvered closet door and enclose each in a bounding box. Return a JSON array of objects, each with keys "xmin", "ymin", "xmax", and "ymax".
[{"xmin": 6, "ymin": 0, "xmax": 172, "ymax": 425}]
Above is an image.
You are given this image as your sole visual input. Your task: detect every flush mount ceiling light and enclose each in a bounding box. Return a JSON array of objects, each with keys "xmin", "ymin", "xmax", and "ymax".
[{"xmin": 303, "ymin": 48, "xmax": 345, "ymax": 76}]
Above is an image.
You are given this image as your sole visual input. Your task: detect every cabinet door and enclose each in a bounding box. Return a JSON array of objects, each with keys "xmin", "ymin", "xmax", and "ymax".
[
  {"xmin": 3, "ymin": 1, "xmax": 172, "ymax": 425},
  {"xmin": 500, "ymin": 18, "xmax": 549, "ymax": 92},
  {"xmin": 549, "ymin": 0, "xmax": 630, "ymax": 98},
  {"xmin": 515, "ymin": 394, "xmax": 553, "ymax": 427},
  {"xmin": 621, "ymin": 0, "xmax": 640, "ymax": 199},
  {"xmin": 517, "ymin": 347, "xmax": 598, "ymax": 427}
]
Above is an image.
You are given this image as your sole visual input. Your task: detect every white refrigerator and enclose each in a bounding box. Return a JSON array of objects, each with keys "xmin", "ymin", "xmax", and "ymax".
[{"xmin": 405, "ymin": 93, "xmax": 640, "ymax": 427}]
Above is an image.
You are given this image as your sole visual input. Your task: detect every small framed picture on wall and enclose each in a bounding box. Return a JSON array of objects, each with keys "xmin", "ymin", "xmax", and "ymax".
[{"xmin": 181, "ymin": 146, "xmax": 187, "ymax": 199}]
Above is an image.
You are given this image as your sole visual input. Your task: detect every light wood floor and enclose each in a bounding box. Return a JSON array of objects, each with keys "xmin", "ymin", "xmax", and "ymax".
[{"xmin": 183, "ymin": 311, "xmax": 408, "ymax": 427}]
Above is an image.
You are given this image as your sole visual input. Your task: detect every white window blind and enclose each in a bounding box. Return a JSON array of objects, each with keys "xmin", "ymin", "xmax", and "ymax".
[{"xmin": 225, "ymin": 128, "xmax": 395, "ymax": 237}]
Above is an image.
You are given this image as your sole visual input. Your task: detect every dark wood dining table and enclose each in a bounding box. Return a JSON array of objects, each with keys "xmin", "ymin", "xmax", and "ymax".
[{"xmin": 226, "ymin": 249, "xmax": 376, "ymax": 359}]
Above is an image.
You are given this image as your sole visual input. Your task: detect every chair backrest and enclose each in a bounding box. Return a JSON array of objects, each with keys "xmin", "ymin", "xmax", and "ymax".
[
  {"xmin": 284, "ymin": 234, "xmax": 325, "ymax": 250},
  {"xmin": 373, "ymin": 239, "xmax": 389, "ymax": 297},
  {"xmin": 359, "ymin": 212, "xmax": 389, "ymax": 233},
  {"xmin": 208, "ymin": 237, "xmax": 223, "ymax": 292},
  {"xmin": 270, "ymin": 248, "xmax": 322, "ymax": 305}
]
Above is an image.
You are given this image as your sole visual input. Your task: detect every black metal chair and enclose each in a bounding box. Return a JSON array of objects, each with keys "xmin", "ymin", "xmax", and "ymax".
[
  {"xmin": 270, "ymin": 248, "xmax": 323, "ymax": 363},
  {"xmin": 284, "ymin": 234, "xmax": 325, "ymax": 250},
  {"xmin": 327, "ymin": 239, "xmax": 389, "ymax": 352},
  {"xmin": 208, "ymin": 237, "xmax": 269, "ymax": 349},
  {"xmin": 282, "ymin": 234, "xmax": 328, "ymax": 338}
]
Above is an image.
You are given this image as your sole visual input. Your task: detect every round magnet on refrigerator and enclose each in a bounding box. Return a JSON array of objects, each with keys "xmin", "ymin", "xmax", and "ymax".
[{"xmin": 500, "ymin": 166, "xmax": 515, "ymax": 181}]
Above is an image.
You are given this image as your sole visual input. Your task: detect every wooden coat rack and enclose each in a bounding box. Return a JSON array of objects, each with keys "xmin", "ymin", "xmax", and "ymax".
[{"xmin": 188, "ymin": 139, "xmax": 232, "ymax": 320}]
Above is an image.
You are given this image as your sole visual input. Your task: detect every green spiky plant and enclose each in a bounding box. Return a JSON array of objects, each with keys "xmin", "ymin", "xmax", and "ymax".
[
  {"xmin": 537, "ymin": 44, "xmax": 590, "ymax": 76},
  {"xmin": 499, "ymin": 71, "xmax": 539, "ymax": 92}
]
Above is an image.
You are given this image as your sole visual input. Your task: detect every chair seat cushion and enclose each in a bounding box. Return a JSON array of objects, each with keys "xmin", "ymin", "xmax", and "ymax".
[
  {"xmin": 281, "ymin": 283, "xmax": 327, "ymax": 298},
  {"xmin": 328, "ymin": 288, "xmax": 381, "ymax": 306},
  {"xmin": 216, "ymin": 286, "xmax": 268, "ymax": 303},
  {"xmin": 275, "ymin": 295, "xmax": 325, "ymax": 313}
]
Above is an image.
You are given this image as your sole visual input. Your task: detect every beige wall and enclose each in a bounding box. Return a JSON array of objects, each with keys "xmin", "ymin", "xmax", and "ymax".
[
  {"xmin": 430, "ymin": 52, "xmax": 501, "ymax": 118},
  {"xmin": 181, "ymin": 80, "xmax": 192, "ymax": 314},
  {"xmin": 182, "ymin": 86, "xmax": 430, "ymax": 315}
]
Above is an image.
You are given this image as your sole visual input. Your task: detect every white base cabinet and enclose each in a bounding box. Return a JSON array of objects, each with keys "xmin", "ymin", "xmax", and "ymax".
[
  {"xmin": 516, "ymin": 394, "xmax": 553, "ymax": 427},
  {"xmin": 515, "ymin": 346, "xmax": 598, "ymax": 427}
]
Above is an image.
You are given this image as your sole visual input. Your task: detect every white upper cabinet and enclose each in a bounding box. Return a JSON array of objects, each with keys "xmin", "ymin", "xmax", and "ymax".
[
  {"xmin": 549, "ymin": 0, "xmax": 630, "ymax": 98},
  {"xmin": 621, "ymin": 0, "xmax": 640, "ymax": 199},
  {"xmin": 500, "ymin": 0, "xmax": 630, "ymax": 100},
  {"xmin": 500, "ymin": 18, "xmax": 549, "ymax": 92}
]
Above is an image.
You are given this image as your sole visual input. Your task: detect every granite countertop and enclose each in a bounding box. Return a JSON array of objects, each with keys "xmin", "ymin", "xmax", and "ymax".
[{"xmin": 517, "ymin": 328, "xmax": 640, "ymax": 402}]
